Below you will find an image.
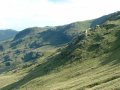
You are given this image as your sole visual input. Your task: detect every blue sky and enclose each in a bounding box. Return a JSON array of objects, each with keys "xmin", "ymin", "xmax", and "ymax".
[{"xmin": 0, "ymin": 0, "xmax": 119, "ymax": 31}]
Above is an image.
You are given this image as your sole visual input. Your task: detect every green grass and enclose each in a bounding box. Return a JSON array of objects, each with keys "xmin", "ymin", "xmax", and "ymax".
[{"xmin": 1, "ymin": 52, "xmax": 120, "ymax": 90}]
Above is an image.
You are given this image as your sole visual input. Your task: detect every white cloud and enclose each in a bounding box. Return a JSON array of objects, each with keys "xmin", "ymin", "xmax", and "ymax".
[{"xmin": 0, "ymin": 0, "xmax": 119, "ymax": 30}]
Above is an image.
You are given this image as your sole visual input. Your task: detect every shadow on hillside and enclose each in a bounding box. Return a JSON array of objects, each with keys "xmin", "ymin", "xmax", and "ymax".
[
  {"xmin": 101, "ymin": 29, "xmax": 120, "ymax": 65},
  {"xmin": 1, "ymin": 44, "xmax": 79, "ymax": 90},
  {"xmin": 38, "ymin": 29, "xmax": 72, "ymax": 46}
]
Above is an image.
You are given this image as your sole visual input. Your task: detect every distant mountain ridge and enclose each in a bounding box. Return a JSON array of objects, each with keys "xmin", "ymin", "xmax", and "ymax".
[
  {"xmin": 0, "ymin": 29, "xmax": 18, "ymax": 42},
  {"xmin": 10, "ymin": 20, "xmax": 92, "ymax": 49},
  {"xmin": 1, "ymin": 11, "xmax": 119, "ymax": 44},
  {"xmin": 10, "ymin": 11, "xmax": 120, "ymax": 49}
]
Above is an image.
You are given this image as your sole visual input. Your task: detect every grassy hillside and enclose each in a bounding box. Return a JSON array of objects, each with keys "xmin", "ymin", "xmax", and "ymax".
[
  {"xmin": 11, "ymin": 20, "xmax": 92, "ymax": 49},
  {"xmin": 0, "ymin": 20, "xmax": 92, "ymax": 71},
  {"xmin": 0, "ymin": 11, "xmax": 120, "ymax": 90},
  {"xmin": 0, "ymin": 12, "xmax": 114, "ymax": 70}
]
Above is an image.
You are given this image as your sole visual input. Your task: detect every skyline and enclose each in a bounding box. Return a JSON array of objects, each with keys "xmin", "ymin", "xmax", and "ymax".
[{"xmin": 0, "ymin": 0, "xmax": 120, "ymax": 31}]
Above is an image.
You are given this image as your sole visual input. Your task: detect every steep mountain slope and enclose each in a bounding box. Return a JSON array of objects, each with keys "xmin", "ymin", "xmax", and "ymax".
[
  {"xmin": 0, "ymin": 11, "xmax": 120, "ymax": 90},
  {"xmin": 0, "ymin": 20, "xmax": 93, "ymax": 71},
  {"xmin": 0, "ymin": 29, "xmax": 18, "ymax": 42},
  {"xmin": 0, "ymin": 21, "xmax": 97, "ymax": 71},
  {"xmin": 4, "ymin": 11, "xmax": 118, "ymax": 50},
  {"xmin": 10, "ymin": 20, "xmax": 92, "ymax": 49},
  {"xmin": 9, "ymin": 12, "xmax": 120, "ymax": 49}
]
